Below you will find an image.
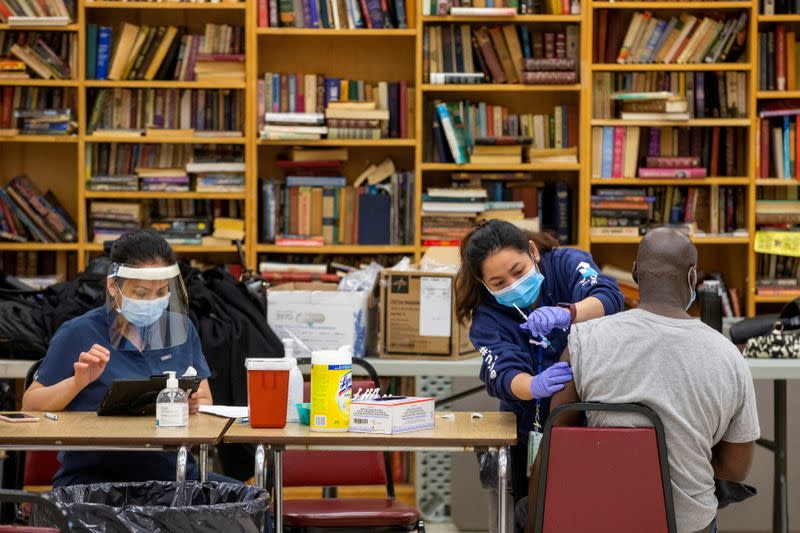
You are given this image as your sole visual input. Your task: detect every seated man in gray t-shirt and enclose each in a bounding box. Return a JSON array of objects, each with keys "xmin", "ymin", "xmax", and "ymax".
[{"xmin": 525, "ymin": 228, "xmax": 760, "ymax": 533}]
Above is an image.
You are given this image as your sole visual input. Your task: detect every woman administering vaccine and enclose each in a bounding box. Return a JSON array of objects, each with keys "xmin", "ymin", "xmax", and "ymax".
[
  {"xmin": 22, "ymin": 230, "xmax": 215, "ymax": 486},
  {"xmin": 455, "ymin": 219, "xmax": 624, "ymax": 506}
]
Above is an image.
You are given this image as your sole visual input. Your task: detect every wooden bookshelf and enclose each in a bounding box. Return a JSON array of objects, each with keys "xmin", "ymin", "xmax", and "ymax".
[
  {"xmin": 256, "ymin": 27, "xmax": 416, "ymax": 36},
  {"xmin": 84, "ymin": 1, "xmax": 246, "ymax": 8},
  {"xmin": 757, "ymin": 90, "xmax": 800, "ymax": 98},
  {"xmin": 84, "ymin": 80, "xmax": 247, "ymax": 89},
  {"xmin": 422, "ymin": 14, "xmax": 581, "ymax": 22},
  {"xmin": 420, "ymin": 83, "xmax": 582, "ymax": 92},
  {"xmin": 257, "ymin": 139, "xmax": 416, "ymax": 147},
  {"xmin": 0, "ymin": 23, "xmax": 79, "ymax": 30},
  {"xmin": 754, "ymin": 294, "xmax": 800, "ymax": 303},
  {"xmin": 586, "ymin": 0, "xmax": 759, "ymax": 316}
]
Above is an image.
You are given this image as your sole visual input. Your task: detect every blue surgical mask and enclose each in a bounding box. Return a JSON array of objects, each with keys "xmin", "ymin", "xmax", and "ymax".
[
  {"xmin": 120, "ymin": 293, "xmax": 170, "ymax": 328},
  {"xmin": 487, "ymin": 264, "xmax": 544, "ymax": 309},
  {"xmin": 685, "ymin": 267, "xmax": 696, "ymax": 312}
]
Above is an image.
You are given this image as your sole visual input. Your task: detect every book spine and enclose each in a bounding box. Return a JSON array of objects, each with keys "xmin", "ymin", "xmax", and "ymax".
[
  {"xmin": 436, "ymin": 102, "xmax": 465, "ymax": 164},
  {"xmin": 611, "ymin": 126, "xmax": 624, "ymax": 177},
  {"xmin": 601, "ymin": 126, "xmax": 614, "ymax": 178},
  {"xmin": 638, "ymin": 167, "xmax": 708, "ymax": 178}
]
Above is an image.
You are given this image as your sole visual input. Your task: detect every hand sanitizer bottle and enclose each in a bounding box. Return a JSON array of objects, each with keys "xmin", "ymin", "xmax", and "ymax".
[
  {"xmin": 156, "ymin": 371, "xmax": 188, "ymax": 428},
  {"xmin": 283, "ymin": 338, "xmax": 304, "ymax": 423}
]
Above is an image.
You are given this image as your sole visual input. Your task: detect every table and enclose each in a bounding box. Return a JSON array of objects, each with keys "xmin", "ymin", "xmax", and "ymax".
[
  {"xmin": 0, "ymin": 411, "xmax": 232, "ymax": 481},
  {"xmin": 224, "ymin": 411, "xmax": 517, "ymax": 533},
  {"xmin": 361, "ymin": 357, "xmax": 799, "ymax": 533}
]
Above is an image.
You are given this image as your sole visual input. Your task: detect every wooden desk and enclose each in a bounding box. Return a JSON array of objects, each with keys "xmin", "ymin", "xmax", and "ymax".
[
  {"xmin": 0, "ymin": 411, "xmax": 232, "ymax": 481},
  {"xmin": 224, "ymin": 412, "xmax": 517, "ymax": 533}
]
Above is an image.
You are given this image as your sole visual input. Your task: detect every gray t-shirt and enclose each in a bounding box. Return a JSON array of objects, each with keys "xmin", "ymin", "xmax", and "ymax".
[{"xmin": 568, "ymin": 308, "xmax": 760, "ymax": 533}]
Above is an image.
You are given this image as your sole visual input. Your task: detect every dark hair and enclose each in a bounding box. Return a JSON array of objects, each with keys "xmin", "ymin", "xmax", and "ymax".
[
  {"xmin": 110, "ymin": 230, "xmax": 176, "ymax": 266},
  {"xmin": 454, "ymin": 219, "xmax": 558, "ymax": 324}
]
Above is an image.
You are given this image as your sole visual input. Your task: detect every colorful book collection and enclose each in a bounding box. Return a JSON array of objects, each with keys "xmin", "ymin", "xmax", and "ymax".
[
  {"xmin": 88, "ymin": 88, "xmax": 244, "ymax": 135},
  {"xmin": 593, "ymin": 73, "xmax": 748, "ymax": 119},
  {"xmin": 0, "ymin": 31, "xmax": 76, "ymax": 80},
  {"xmin": 257, "ymin": 0, "xmax": 407, "ymax": 28},
  {"xmin": 0, "ymin": 175, "xmax": 77, "ymax": 243},
  {"xmin": 87, "ymin": 23, "xmax": 244, "ymax": 82},
  {"xmin": 757, "ymin": 253, "xmax": 800, "ymax": 295},
  {"xmin": 590, "ymin": 186, "xmax": 747, "ymax": 237},
  {"xmin": 422, "ymin": 0, "xmax": 578, "ymax": 16},
  {"xmin": 592, "ymin": 126, "xmax": 748, "ymax": 179},
  {"xmin": 758, "ymin": 26, "xmax": 800, "ymax": 92},
  {"xmin": 90, "ymin": 199, "xmax": 243, "ymax": 245},
  {"xmin": 0, "ymin": 87, "xmax": 75, "ymax": 135},
  {"xmin": 259, "ymin": 149, "xmax": 414, "ymax": 246},
  {"xmin": 0, "ymin": 0, "xmax": 74, "ymax": 23},
  {"xmin": 757, "ymin": 106, "xmax": 800, "ymax": 179},
  {"xmin": 87, "ymin": 144, "xmax": 246, "ymax": 194},
  {"xmin": 595, "ymin": 10, "xmax": 748, "ymax": 64},
  {"xmin": 428, "ymin": 100, "xmax": 578, "ymax": 164},
  {"xmin": 424, "ymin": 25, "xmax": 578, "ymax": 85},
  {"xmin": 257, "ymin": 74, "xmax": 411, "ymax": 140}
]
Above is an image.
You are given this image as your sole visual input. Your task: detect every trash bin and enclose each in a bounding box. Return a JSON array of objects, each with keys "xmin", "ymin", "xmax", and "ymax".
[{"xmin": 32, "ymin": 481, "xmax": 270, "ymax": 533}]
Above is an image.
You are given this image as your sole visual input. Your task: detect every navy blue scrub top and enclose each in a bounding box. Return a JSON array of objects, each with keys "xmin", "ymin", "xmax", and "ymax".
[{"xmin": 34, "ymin": 306, "xmax": 212, "ymax": 487}]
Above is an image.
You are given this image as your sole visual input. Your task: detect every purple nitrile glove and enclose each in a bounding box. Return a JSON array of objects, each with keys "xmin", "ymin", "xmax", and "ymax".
[
  {"xmin": 529, "ymin": 362, "xmax": 573, "ymax": 399},
  {"xmin": 520, "ymin": 306, "xmax": 572, "ymax": 338}
]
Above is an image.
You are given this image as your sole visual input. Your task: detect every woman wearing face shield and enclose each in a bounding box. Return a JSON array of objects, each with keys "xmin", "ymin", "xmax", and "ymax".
[
  {"xmin": 22, "ymin": 230, "xmax": 216, "ymax": 487},
  {"xmin": 454, "ymin": 219, "xmax": 624, "ymax": 517}
]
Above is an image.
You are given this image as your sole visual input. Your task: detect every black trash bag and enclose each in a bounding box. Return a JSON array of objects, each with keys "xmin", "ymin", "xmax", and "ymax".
[{"xmin": 32, "ymin": 481, "xmax": 270, "ymax": 533}]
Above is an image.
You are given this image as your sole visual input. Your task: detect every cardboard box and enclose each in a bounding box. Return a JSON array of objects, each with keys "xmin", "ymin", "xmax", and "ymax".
[
  {"xmin": 267, "ymin": 281, "xmax": 377, "ymax": 357},
  {"xmin": 349, "ymin": 396, "xmax": 435, "ymax": 434},
  {"xmin": 379, "ymin": 248, "xmax": 478, "ymax": 359}
]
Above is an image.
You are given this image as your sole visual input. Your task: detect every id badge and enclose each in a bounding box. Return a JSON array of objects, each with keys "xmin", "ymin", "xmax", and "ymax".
[{"xmin": 527, "ymin": 429, "xmax": 544, "ymax": 477}]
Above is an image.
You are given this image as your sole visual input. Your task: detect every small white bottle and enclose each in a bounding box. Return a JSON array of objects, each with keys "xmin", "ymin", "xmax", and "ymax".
[
  {"xmin": 156, "ymin": 371, "xmax": 188, "ymax": 428},
  {"xmin": 283, "ymin": 338, "xmax": 304, "ymax": 423}
]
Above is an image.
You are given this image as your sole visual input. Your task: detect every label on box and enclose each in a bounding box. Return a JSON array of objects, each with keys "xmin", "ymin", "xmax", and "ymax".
[
  {"xmin": 349, "ymin": 397, "xmax": 435, "ymax": 434},
  {"xmin": 419, "ymin": 276, "xmax": 452, "ymax": 337}
]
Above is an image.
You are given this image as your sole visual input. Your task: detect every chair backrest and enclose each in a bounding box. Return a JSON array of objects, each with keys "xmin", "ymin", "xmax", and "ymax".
[
  {"xmin": 535, "ymin": 403, "xmax": 677, "ymax": 533},
  {"xmin": 22, "ymin": 360, "xmax": 60, "ymax": 488},
  {"xmin": 284, "ymin": 358, "xmax": 392, "ymax": 494}
]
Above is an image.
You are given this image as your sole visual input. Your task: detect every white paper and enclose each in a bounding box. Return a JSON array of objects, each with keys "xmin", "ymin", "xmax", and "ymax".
[
  {"xmin": 419, "ymin": 276, "xmax": 452, "ymax": 337},
  {"xmin": 198, "ymin": 405, "xmax": 249, "ymax": 419}
]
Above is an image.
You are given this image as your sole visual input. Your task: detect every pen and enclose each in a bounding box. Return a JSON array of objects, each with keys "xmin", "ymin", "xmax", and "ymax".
[{"xmin": 43, "ymin": 412, "xmax": 59, "ymax": 421}]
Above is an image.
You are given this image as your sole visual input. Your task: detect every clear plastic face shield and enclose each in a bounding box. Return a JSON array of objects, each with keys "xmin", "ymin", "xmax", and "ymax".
[{"xmin": 106, "ymin": 263, "xmax": 190, "ymax": 350}]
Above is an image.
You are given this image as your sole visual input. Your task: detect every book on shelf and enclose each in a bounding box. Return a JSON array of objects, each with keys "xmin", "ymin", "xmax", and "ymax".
[
  {"xmin": 594, "ymin": 73, "xmax": 748, "ymax": 120},
  {"xmin": 1, "ymin": 31, "xmax": 76, "ymax": 80},
  {"xmin": 592, "ymin": 126, "xmax": 747, "ymax": 179},
  {"xmin": 760, "ymin": 26, "xmax": 800, "ymax": 92},
  {"xmin": 87, "ymin": 88, "xmax": 244, "ymax": 135},
  {"xmin": 424, "ymin": 25, "xmax": 578, "ymax": 85},
  {"xmin": 90, "ymin": 198, "xmax": 243, "ymax": 244},
  {"xmin": 89, "ymin": 23, "xmax": 243, "ymax": 82},
  {"xmin": 761, "ymin": 0, "xmax": 800, "ymax": 16},
  {"xmin": 0, "ymin": 0, "xmax": 74, "ymax": 23},
  {"xmin": 258, "ymin": 74, "xmax": 411, "ymax": 140},
  {"xmin": 597, "ymin": 10, "xmax": 748, "ymax": 65},
  {"xmin": 259, "ymin": 155, "xmax": 414, "ymax": 246},
  {"xmin": 428, "ymin": 100, "xmax": 578, "ymax": 165},
  {"xmin": 591, "ymin": 185, "xmax": 747, "ymax": 236},
  {"xmin": 0, "ymin": 175, "xmax": 76, "ymax": 243},
  {"xmin": 0, "ymin": 87, "xmax": 75, "ymax": 133},
  {"xmin": 258, "ymin": 0, "xmax": 407, "ymax": 29},
  {"xmin": 422, "ymin": 0, "xmax": 577, "ymax": 15},
  {"xmin": 757, "ymin": 106, "xmax": 800, "ymax": 179}
]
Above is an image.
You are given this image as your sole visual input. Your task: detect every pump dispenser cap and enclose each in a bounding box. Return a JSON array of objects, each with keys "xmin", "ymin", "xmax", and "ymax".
[{"xmin": 164, "ymin": 371, "xmax": 178, "ymax": 388}]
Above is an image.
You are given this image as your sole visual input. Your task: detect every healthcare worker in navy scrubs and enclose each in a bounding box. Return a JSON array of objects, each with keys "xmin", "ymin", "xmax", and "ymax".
[
  {"xmin": 22, "ymin": 230, "xmax": 216, "ymax": 486},
  {"xmin": 455, "ymin": 219, "xmax": 624, "ymax": 506}
]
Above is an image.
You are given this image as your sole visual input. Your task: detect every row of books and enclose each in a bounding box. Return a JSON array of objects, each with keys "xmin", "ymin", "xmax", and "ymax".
[
  {"xmin": 758, "ymin": 112, "xmax": 800, "ymax": 179},
  {"xmin": 592, "ymin": 126, "xmax": 748, "ymax": 179},
  {"xmin": 757, "ymin": 253, "xmax": 800, "ymax": 295},
  {"xmin": 256, "ymin": 75, "xmax": 410, "ymax": 140},
  {"xmin": 422, "ymin": 181, "xmax": 571, "ymax": 245},
  {"xmin": 258, "ymin": 150, "xmax": 414, "ymax": 246},
  {"xmin": 756, "ymin": 199, "xmax": 800, "ymax": 226},
  {"xmin": 423, "ymin": 25, "xmax": 578, "ymax": 85},
  {"xmin": 0, "ymin": 175, "xmax": 77, "ymax": 243},
  {"xmin": 90, "ymin": 199, "xmax": 244, "ymax": 244},
  {"xmin": 88, "ymin": 89, "xmax": 244, "ymax": 135},
  {"xmin": 87, "ymin": 143, "xmax": 243, "ymax": 180},
  {"xmin": 88, "ymin": 22, "xmax": 244, "ymax": 82},
  {"xmin": 257, "ymin": 0, "xmax": 407, "ymax": 28},
  {"xmin": 0, "ymin": 252, "xmax": 65, "ymax": 284},
  {"xmin": 758, "ymin": 27, "xmax": 800, "ymax": 92},
  {"xmin": 0, "ymin": 87, "xmax": 74, "ymax": 136},
  {"xmin": 595, "ymin": 10, "xmax": 747, "ymax": 65},
  {"xmin": 89, "ymin": 169, "xmax": 245, "ymax": 193},
  {"xmin": 590, "ymin": 186, "xmax": 747, "ymax": 237},
  {"xmin": 593, "ymin": 74, "xmax": 748, "ymax": 120},
  {"xmin": 0, "ymin": 32, "xmax": 75, "ymax": 80},
  {"xmin": 422, "ymin": 0, "xmax": 578, "ymax": 16},
  {"xmin": 428, "ymin": 100, "xmax": 578, "ymax": 164},
  {"xmin": 0, "ymin": 0, "xmax": 74, "ymax": 23},
  {"xmin": 761, "ymin": 0, "xmax": 800, "ymax": 15}
]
